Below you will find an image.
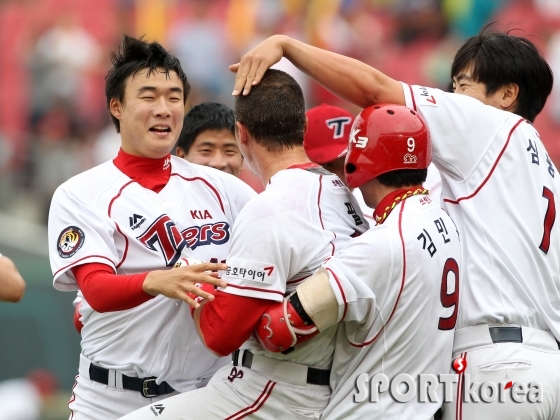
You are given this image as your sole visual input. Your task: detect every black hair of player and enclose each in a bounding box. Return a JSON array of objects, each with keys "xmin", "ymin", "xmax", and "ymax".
[
  {"xmin": 235, "ymin": 69, "xmax": 305, "ymax": 152},
  {"xmin": 451, "ymin": 23, "xmax": 553, "ymax": 122},
  {"xmin": 105, "ymin": 35, "xmax": 190, "ymax": 132},
  {"xmin": 377, "ymin": 168, "xmax": 428, "ymax": 188},
  {"xmin": 176, "ymin": 102, "xmax": 235, "ymax": 153}
]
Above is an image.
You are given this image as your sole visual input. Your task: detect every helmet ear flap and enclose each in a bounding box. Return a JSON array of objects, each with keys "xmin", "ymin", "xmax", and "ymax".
[{"xmin": 344, "ymin": 104, "xmax": 431, "ymax": 189}]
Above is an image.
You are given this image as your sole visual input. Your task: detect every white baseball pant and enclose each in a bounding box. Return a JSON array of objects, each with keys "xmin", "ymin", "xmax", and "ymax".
[
  {"xmin": 442, "ymin": 325, "xmax": 560, "ymax": 420},
  {"xmin": 118, "ymin": 350, "xmax": 331, "ymax": 420}
]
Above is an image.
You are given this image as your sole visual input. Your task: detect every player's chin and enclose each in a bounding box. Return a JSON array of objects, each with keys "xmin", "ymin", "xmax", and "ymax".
[{"xmin": 146, "ymin": 132, "xmax": 177, "ymax": 153}]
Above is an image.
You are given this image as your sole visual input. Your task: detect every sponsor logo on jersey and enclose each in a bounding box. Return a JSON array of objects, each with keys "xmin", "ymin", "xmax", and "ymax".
[
  {"xmin": 129, "ymin": 213, "xmax": 146, "ymax": 230},
  {"xmin": 326, "ymin": 116, "xmax": 352, "ymax": 138},
  {"xmin": 150, "ymin": 403, "xmax": 165, "ymax": 416},
  {"xmin": 181, "ymin": 222, "xmax": 230, "ymax": 250},
  {"xmin": 136, "ymin": 215, "xmax": 186, "ymax": 266},
  {"xmin": 225, "ymin": 263, "xmax": 275, "ymax": 283},
  {"xmin": 418, "ymin": 86, "xmax": 437, "ymax": 105},
  {"xmin": 190, "ymin": 209, "xmax": 213, "ymax": 220},
  {"xmin": 350, "ymin": 128, "xmax": 369, "ymax": 149},
  {"xmin": 57, "ymin": 226, "xmax": 85, "ymax": 259}
]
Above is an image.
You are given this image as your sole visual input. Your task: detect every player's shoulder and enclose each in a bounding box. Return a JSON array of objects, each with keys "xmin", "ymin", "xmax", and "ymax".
[
  {"xmin": 53, "ymin": 160, "xmax": 124, "ymax": 202},
  {"xmin": 171, "ymin": 156, "xmax": 256, "ymax": 195}
]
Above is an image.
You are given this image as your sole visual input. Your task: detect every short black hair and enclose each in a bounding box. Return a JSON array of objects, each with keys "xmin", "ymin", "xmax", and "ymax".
[
  {"xmin": 451, "ymin": 24, "xmax": 553, "ymax": 122},
  {"xmin": 176, "ymin": 102, "xmax": 235, "ymax": 153},
  {"xmin": 105, "ymin": 35, "xmax": 190, "ymax": 132},
  {"xmin": 235, "ymin": 69, "xmax": 305, "ymax": 152},
  {"xmin": 377, "ymin": 168, "xmax": 428, "ymax": 188}
]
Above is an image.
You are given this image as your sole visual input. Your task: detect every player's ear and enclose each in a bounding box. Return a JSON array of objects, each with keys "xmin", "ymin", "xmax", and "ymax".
[
  {"xmin": 235, "ymin": 121, "xmax": 249, "ymax": 145},
  {"xmin": 109, "ymin": 98, "xmax": 123, "ymax": 120},
  {"xmin": 175, "ymin": 146, "xmax": 187, "ymax": 159},
  {"xmin": 500, "ymin": 83, "xmax": 519, "ymax": 111}
]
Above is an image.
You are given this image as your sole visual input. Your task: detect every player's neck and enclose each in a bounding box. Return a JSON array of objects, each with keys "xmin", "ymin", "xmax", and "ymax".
[{"xmin": 253, "ymin": 146, "xmax": 311, "ymax": 185}]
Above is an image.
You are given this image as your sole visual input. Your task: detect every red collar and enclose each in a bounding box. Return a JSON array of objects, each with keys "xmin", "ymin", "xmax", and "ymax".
[
  {"xmin": 113, "ymin": 149, "xmax": 172, "ymax": 193},
  {"xmin": 373, "ymin": 186, "xmax": 429, "ymax": 225}
]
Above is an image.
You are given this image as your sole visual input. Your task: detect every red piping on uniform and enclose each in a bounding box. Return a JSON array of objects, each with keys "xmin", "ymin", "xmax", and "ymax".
[
  {"xmin": 407, "ymin": 84, "xmax": 418, "ymax": 111},
  {"xmin": 225, "ymin": 380, "xmax": 276, "ymax": 420},
  {"xmin": 108, "ymin": 180, "xmax": 134, "ymax": 267},
  {"xmin": 172, "ymin": 174, "xmax": 225, "ymax": 213},
  {"xmin": 226, "ymin": 283, "xmax": 284, "ymax": 297},
  {"xmin": 68, "ymin": 375, "xmax": 79, "ymax": 420},
  {"xmin": 53, "ymin": 255, "xmax": 116, "ymax": 279},
  {"xmin": 326, "ymin": 267, "xmax": 347, "ymax": 322},
  {"xmin": 350, "ymin": 200, "xmax": 408, "ymax": 347},
  {"xmin": 444, "ymin": 118, "xmax": 525, "ymax": 205},
  {"xmin": 456, "ymin": 352, "xmax": 467, "ymax": 420}
]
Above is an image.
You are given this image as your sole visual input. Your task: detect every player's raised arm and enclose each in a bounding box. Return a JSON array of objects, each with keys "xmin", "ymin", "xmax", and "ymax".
[{"xmin": 230, "ymin": 34, "xmax": 404, "ymax": 108}]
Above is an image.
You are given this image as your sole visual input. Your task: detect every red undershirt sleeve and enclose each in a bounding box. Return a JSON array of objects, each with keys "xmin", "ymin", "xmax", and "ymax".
[
  {"xmin": 199, "ymin": 291, "xmax": 273, "ymax": 356},
  {"xmin": 71, "ymin": 263, "xmax": 154, "ymax": 313}
]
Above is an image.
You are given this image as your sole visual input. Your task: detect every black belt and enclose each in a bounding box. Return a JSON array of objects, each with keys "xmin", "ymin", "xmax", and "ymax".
[
  {"xmin": 232, "ymin": 350, "xmax": 330, "ymax": 386},
  {"xmin": 489, "ymin": 326, "xmax": 560, "ymax": 349},
  {"xmin": 88, "ymin": 363, "xmax": 175, "ymax": 398}
]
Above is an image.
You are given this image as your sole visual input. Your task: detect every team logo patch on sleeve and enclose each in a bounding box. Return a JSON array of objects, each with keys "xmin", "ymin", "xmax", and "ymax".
[{"xmin": 57, "ymin": 226, "xmax": 85, "ymax": 259}]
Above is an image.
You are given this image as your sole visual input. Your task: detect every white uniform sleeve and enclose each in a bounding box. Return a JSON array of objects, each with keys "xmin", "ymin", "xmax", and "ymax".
[
  {"xmin": 222, "ymin": 197, "xmax": 327, "ymax": 302},
  {"xmin": 321, "ymin": 228, "xmax": 394, "ymax": 324},
  {"xmin": 401, "ymin": 82, "xmax": 512, "ymax": 181},
  {"xmin": 48, "ymin": 186, "xmax": 120, "ymax": 291}
]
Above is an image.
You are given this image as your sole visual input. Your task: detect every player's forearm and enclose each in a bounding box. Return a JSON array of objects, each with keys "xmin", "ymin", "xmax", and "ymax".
[
  {"xmin": 0, "ymin": 256, "xmax": 26, "ymax": 302},
  {"xmin": 197, "ymin": 291, "xmax": 272, "ymax": 356},
  {"xmin": 280, "ymin": 35, "xmax": 404, "ymax": 109}
]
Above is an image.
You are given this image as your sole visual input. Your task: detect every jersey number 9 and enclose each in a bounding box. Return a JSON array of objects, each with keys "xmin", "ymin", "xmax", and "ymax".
[{"xmin": 438, "ymin": 258, "xmax": 459, "ymax": 331}]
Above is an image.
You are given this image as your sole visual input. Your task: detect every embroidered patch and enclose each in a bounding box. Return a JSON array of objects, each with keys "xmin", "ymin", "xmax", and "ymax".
[{"xmin": 57, "ymin": 226, "xmax": 85, "ymax": 259}]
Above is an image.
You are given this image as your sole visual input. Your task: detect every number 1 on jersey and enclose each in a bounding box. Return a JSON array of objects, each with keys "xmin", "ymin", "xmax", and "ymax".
[{"xmin": 540, "ymin": 187, "xmax": 556, "ymax": 254}]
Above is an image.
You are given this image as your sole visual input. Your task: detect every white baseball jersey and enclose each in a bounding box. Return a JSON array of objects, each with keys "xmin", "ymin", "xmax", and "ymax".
[
  {"xmin": 403, "ymin": 83, "xmax": 560, "ymax": 337},
  {"xmin": 322, "ymin": 193, "xmax": 461, "ymax": 419},
  {"xmin": 221, "ymin": 165, "xmax": 369, "ymax": 368},
  {"xmin": 353, "ymin": 162, "xmax": 443, "ymax": 222},
  {"xmin": 48, "ymin": 156, "xmax": 255, "ymax": 391}
]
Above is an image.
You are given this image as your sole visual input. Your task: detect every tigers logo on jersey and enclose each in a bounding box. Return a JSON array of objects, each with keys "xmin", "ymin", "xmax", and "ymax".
[
  {"xmin": 57, "ymin": 226, "xmax": 85, "ymax": 259},
  {"xmin": 181, "ymin": 222, "xmax": 230, "ymax": 250}
]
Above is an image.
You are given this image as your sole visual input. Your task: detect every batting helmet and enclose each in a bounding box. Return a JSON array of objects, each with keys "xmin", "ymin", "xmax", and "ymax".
[
  {"xmin": 303, "ymin": 104, "xmax": 354, "ymax": 164},
  {"xmin": 344, "ymin": 104, "xmax": 431, "ymax": 189}
]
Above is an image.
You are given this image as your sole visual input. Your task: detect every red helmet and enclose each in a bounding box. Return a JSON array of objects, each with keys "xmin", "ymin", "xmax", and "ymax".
[{"xmin": 344, "ymin": 104, "xmax": 431, "ymax": 188}]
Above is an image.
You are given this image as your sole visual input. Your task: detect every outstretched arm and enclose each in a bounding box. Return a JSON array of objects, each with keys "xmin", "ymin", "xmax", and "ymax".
[
  {"xmin": 230, "ymin": 34, "xmax": 405, "ymax": 108},
  {"xmin": 0, "ymin": 255, "xmax": 26, "ymax": 302}
]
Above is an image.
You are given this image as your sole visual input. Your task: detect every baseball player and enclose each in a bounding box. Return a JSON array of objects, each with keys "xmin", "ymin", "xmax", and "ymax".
[
  {"xmin": 0, "ymin": 253, "xmax": 26, "ymax": 302},
  {"xmin": 118, "ymin": 69, "xmax": 369, "ymax": 419},
  {"xmin": 258, "ymin": 104, "xmax": 461, "ymax": 419},
  {"xmin": 175, "ymin": 102, "xmax": 243, "ymax": 177},
  {"xmin": 231, "ymin": 27, "xmax": 560, "ymax": 419},
  {"xmin": 72, "ymin": 101, "xmax": 245, "ymax": 333},
  {"xmin": 303, "ymin": 103, "xmax": 442, "ymax": 223},
  {"xmin": 48, "ymin": 35, "xmax": 255, "ymax": 419}
]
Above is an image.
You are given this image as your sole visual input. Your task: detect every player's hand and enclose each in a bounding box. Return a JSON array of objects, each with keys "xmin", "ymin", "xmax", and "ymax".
[
  {"xmin": 143, "ymin": 262, "xmax": 228, "ymax": 308},
  {"xmin": 230, "ymin": 34, "xmax": 288, "ymax": 96}
]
